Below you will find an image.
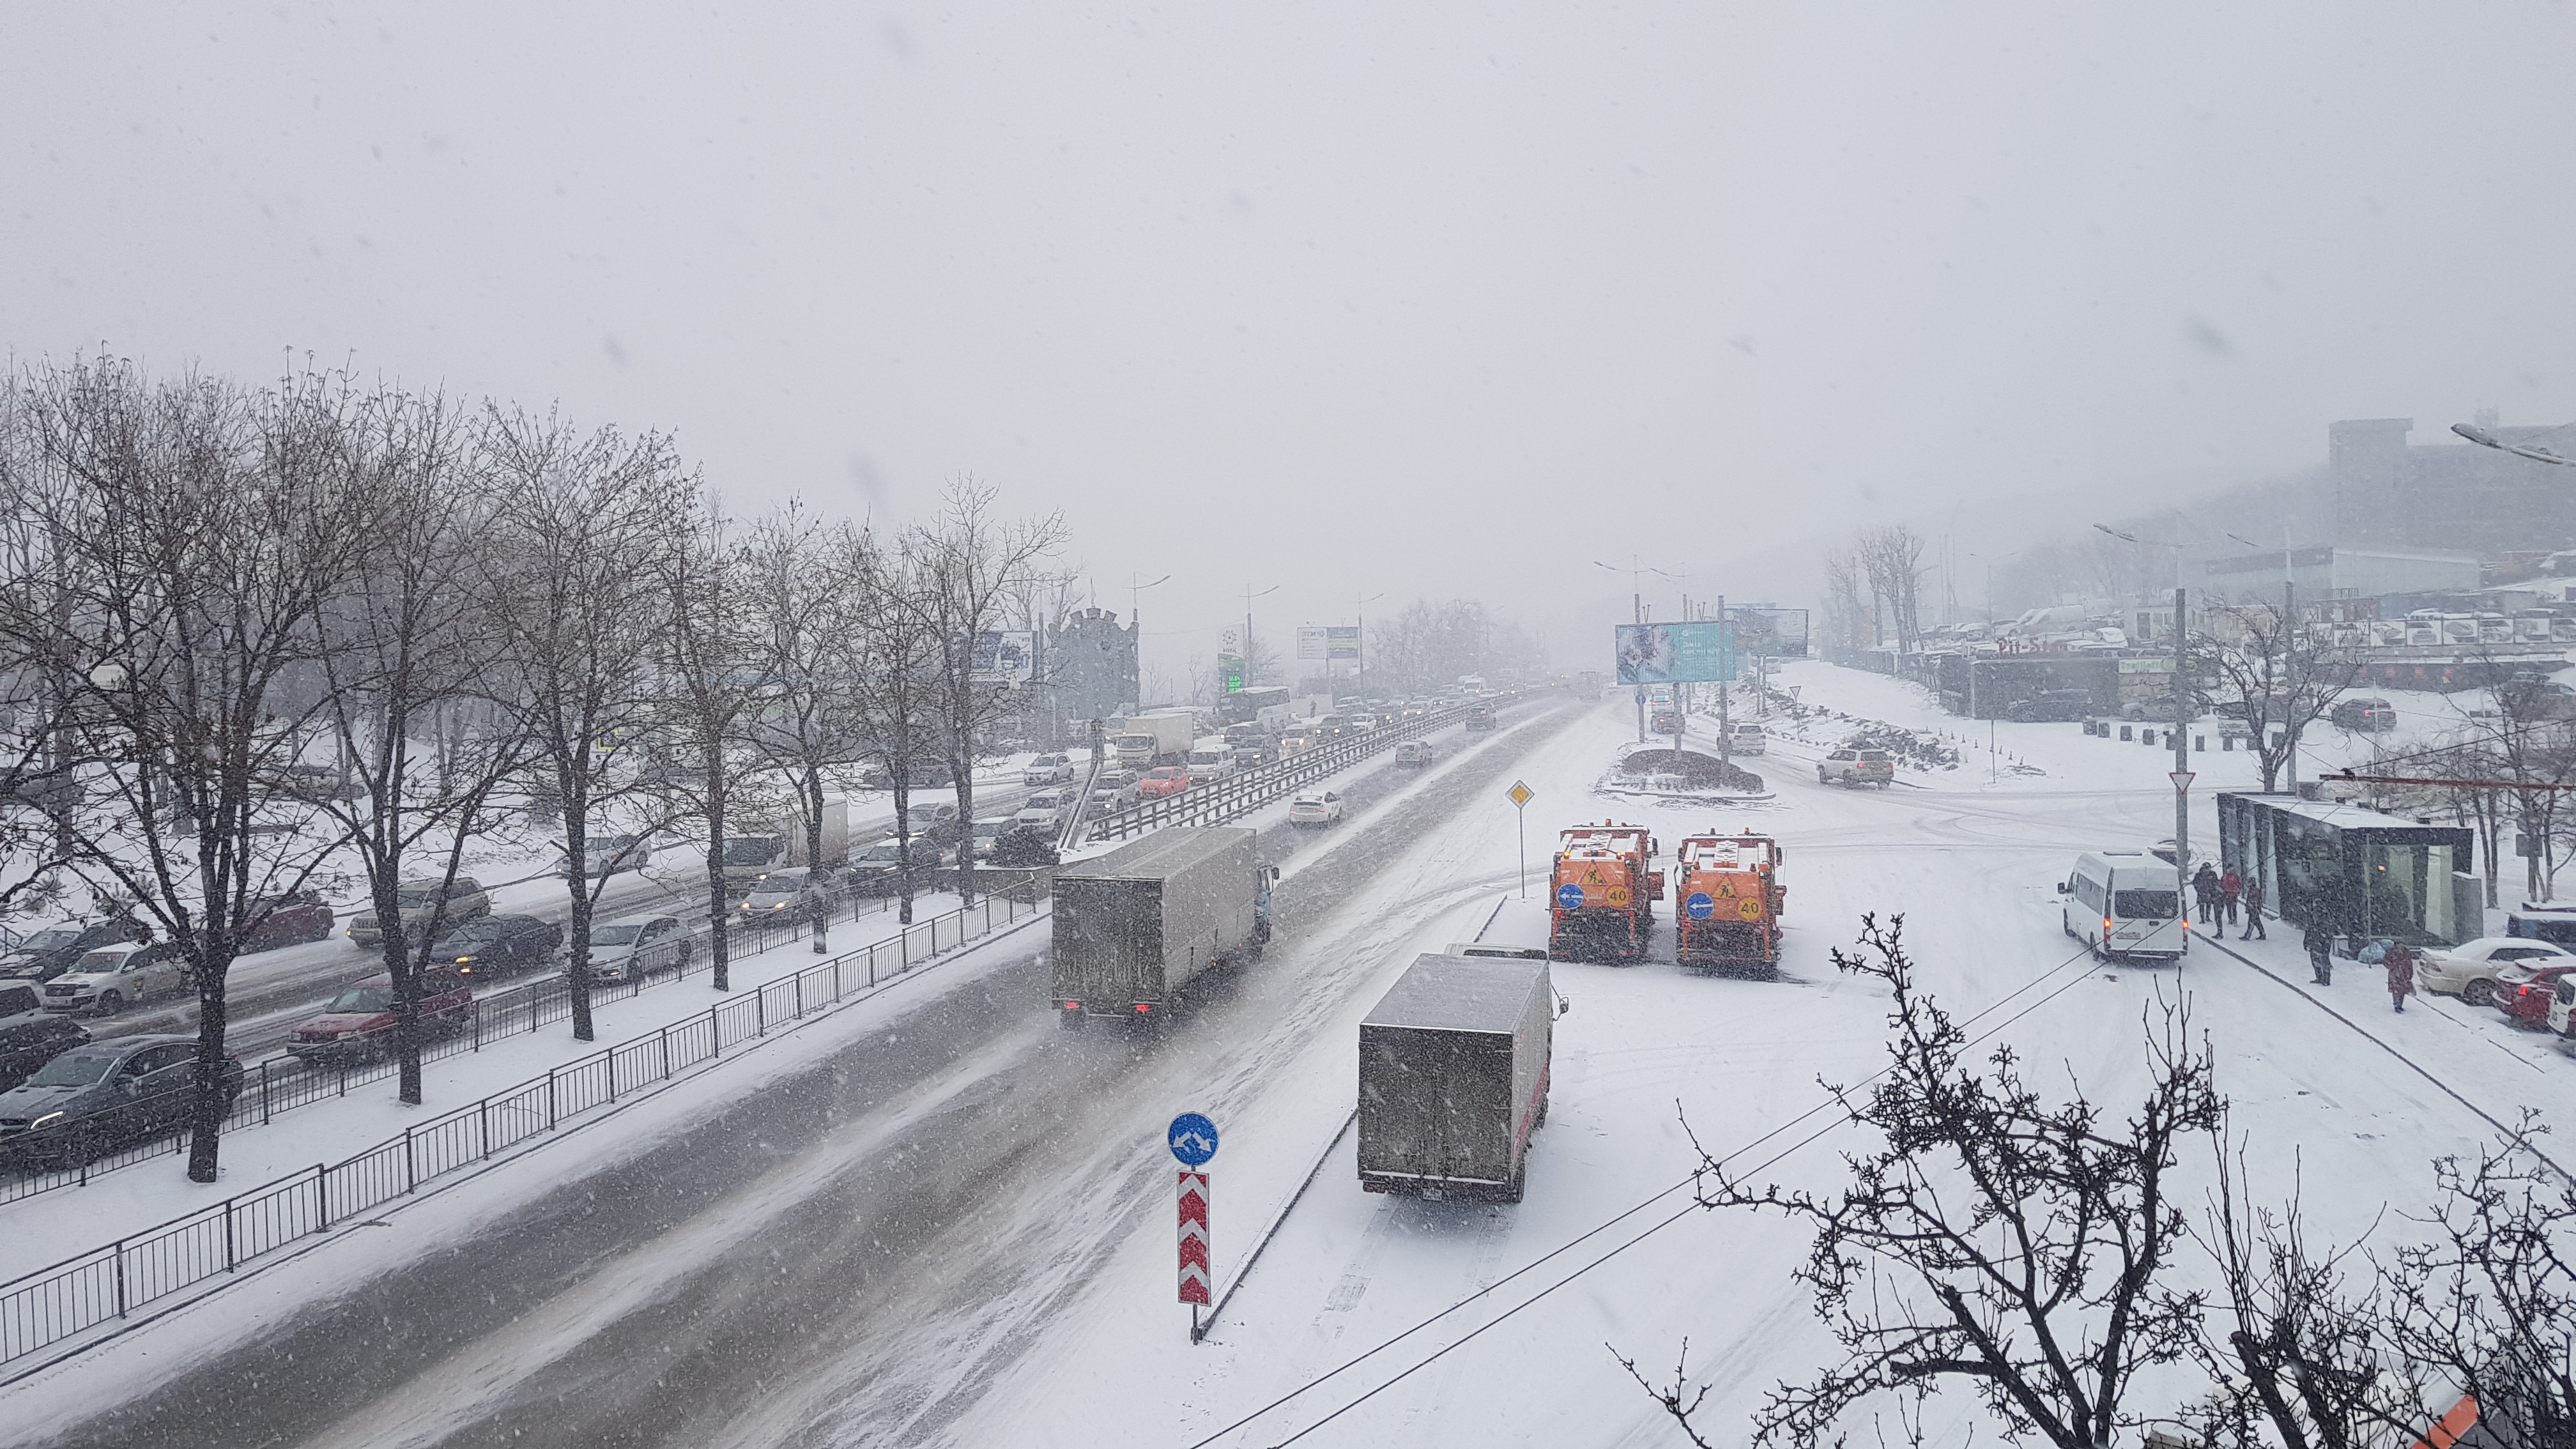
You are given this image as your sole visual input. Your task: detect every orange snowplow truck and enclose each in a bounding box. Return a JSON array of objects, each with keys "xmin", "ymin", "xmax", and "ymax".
[
  {"xmin": 1548, "ymin": 821, "xmax": 1662, "ymax": 963},
  {"xmin": 1673, "ymin": 832, "xmax": 1786, "ymax": 975}
]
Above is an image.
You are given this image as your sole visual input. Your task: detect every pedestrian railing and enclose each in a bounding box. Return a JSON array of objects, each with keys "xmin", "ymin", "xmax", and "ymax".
[
  {"xmin": 0, "ymin": 879, "xmax": 1033, "ymax": 1211},
  {"xmin": 1080, "ymin": 706, "xmax": 1472, "ymax": 845},
  {"xmin": 0, "ymin": 886, "xmax": 1046, "ymax": 1373}
]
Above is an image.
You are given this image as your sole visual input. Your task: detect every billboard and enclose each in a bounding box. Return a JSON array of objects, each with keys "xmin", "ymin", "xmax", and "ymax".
[
  {"xmin": 1296, "ymin": 625, "xmax": 1326, "ymax": 661},
  {"xmin": 1614, "ymin": 622, "xmax": 1733, "ymax": 684},
  {"xmin": 1326, "ymin": 625, "xmax": 1360, "ymax": 661},
  {"xmin": 970, "ymin": 631, "xmax": 1037, "ymax": 684},
  {"xmin": 1731, "ymin": 606, "xmax": 1810, "ymax": 659}
]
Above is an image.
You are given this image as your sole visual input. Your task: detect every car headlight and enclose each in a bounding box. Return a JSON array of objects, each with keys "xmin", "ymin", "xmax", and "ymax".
[{"xmin": 29, "ymin": 1111, "xmax": 64, "ymax": 1131}]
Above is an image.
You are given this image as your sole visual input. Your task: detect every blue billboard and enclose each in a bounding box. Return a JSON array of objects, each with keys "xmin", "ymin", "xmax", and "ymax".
[{"xmin": 1613, "ymin": 622, "xmax": 1735, "ymax": 685}]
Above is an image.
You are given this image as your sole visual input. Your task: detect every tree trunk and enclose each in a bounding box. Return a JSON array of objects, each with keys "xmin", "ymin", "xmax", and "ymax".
[
  {"xmin": 893, "ymin": 770, "xmax": 915, "ymax": 925},
  {"xmin": 952, "ymin": 754, "xmax": 976, "ymax": 908},
  {"xmin": 186, "ymin": 964, "xmax": 231, "ymax": 1183},
  {"xmin": 704, "ymin": 733, "xmax": 731, "ymax": 993},
  {"xmin": 562, "ymin": 776, "xmax": 595, "ymax": 1042}
]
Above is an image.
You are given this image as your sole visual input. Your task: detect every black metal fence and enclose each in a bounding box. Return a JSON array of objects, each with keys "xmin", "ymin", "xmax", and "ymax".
[{"xmin": 0, "ymin": 887, "xmax": 1044, "ymax": 1371}]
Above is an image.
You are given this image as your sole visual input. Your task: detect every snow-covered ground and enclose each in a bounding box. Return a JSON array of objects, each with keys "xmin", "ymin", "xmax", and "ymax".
[{"xmin": 10, "ymin": 675, "xmax": 2567, "ymax": 1448}]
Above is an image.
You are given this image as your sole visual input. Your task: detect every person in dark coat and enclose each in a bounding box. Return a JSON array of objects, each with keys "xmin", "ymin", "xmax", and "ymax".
[
  {"xmin": 2303, "ymin": 918, "xmax": 2334, "ymax": 985},
  {"xmin": 2385, "ymin": 942, "xmax": 2417, "ymax": 1013},
  {"xmin": 2193, "ymin": 863, "xmax": 2223, "ymax": 926},
  {"xmin": 2240, "ymin": 874, "xmax": 2267, "ymax": 940}
]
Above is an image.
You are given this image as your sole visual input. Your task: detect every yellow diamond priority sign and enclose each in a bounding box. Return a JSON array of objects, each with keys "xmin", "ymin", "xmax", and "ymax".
[{"xmin": 1506, "ymin": 780, "xmax": 1533, "ymax": 808}]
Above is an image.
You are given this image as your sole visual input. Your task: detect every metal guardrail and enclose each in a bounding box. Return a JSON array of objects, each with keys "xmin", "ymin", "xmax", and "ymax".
[
  {"xmin": 1079, "ymin": 706, "xmax": 1474, "ymax": 844},
  {"xmin": 0, "ymin": 882, "xmax": 974, "ymax": 1209},
  {"xmin": 0, "ymin": 885, "xmax": 1046, "ymax": 1372}
]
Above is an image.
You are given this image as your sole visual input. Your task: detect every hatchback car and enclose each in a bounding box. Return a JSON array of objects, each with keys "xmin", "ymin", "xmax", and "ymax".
[
  {"xmin": 1089, "ymin": 780, "xmax": 1140, "ymax": 813},
  {"xmin": 1137, "ymin": 767, "xmax": 1192, "ymax": 799},
  {"xmin": 1288, "ymin": 791, "xmax": 1346, "ymax": 827},
  {"xmin": 1015, "ymin": 791, "xmax": 1075, "ymax": 829},
  {"xmin": 848, "ymin": 839, "xmax": 931, "ymax": 896},
  {"xmin": 1022, "ymin": 753, "xmax": 1076, "ymax": 786},
  {"xmin": 0, "ymin": 921, "xmax": 141, "ymax": 985},
  {"xmin": 427, "ymin": 914, "xmax": 564, "ymax": 978},
  {"xmin": 349, "ymin": 877, "xmax": 490, "ymax": 947},
  {"xmin": 242, "ymin": 890, "xmax": 336, "ymax": 952},
  {"xmin": 0, "ymin": 1034, "xmax": 242, "ymax": 1163},
  {"xmin": 737, "ymin": 868, "xmax": 829, "ymax": 921},
  {"xmin": 2416, "ymin": 937, "xmax": 2573, "ymax": 1006},
  {"xmin": 288, "ymin": 969, "xmax": 475, "ymax": 1064},
  {"xmin": 0, "ymin": 982, "xmax": 88, "ymax": 1093},
  {"xmin": 1394, "ymin": 740, "xmax": 1432, "ymax": 768},
  {"xmin": 570, "ymin": 914, "xmax": 694, "ymax": 983}
]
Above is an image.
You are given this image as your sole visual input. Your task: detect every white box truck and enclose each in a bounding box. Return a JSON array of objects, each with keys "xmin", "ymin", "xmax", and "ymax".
[{"xmin": 1112, "ymin": 709, "xmax": 1197, "ymax": 770}]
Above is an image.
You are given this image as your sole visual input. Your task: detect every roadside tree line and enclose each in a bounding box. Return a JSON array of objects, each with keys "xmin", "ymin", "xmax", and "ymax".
[{"xmin": 0, "ymin": 358, "xmax": 1064, "ymax": 1183}]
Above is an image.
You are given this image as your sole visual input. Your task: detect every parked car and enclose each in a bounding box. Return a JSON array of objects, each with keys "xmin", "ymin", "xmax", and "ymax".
[
  {"xmin": 2330, "ymin": 697, "xmax": 2398, "ymax": 733},
  {"xmin": 287, "ymin": 969, "xmax": 474, "ymax": 1064},
  {"xmin": 1137, "ymin": 767, "xmax": 1192, "ymax": 799},
  {"xmin": 242, "ymin": 890, "xmax": 335, "ymax": 952},
  {"xmin": 1394, "ymin": 740, "xmax": 1433, "ymax": 768},
  {"xmin": 1289, "ymin": 790, "xmax": 1346, "ymax": 827},
  {"xmin": 571, "ymin": 913, "xmax": 694, "ymax": 983},
  {"xmin": 0, "ymin": 982, "xmax": 87, "ymax": 1093},
  {"xmin": 42, "ymin": 941, "xmax": 190, "ymax": 1015},
  {"xmin": 426, "ymin": 914, "xmax": 564, "ymax": 979},
  {"xmin": 0, "ymin": 921, "xmax": 141, "ymax": 984},
  {"xmin": 1724, "ymin": 723, "xmax": 1767, "ymax": 755},
  {"xmin": 349, "ymin": 877, "xmax": 490, "ymax": 947},
  {"xmin": 558, "ymin": 834, "xmax": 652, "ymax": 879},
  {"xmin": 1818, "ymin": 749, "xmax": 1896, "ymax": 788},
  {"xmin": 2005, "ymin": 690, "xmax": 2097, "ymax": 723},
  {"xmin": 1022, "ymin": 753, "xmax": 1077, "ymax": 786},
  {"xmin": 2415, "ymin": 937, "xmax": 2573, "ymax": 1006},
  {"xmin": 0, "ymin": 1034, "xmax": 242, "ymax": 1163},
  {"xmin": 2545, "ymin": 977, "xmax": 2576, "ymax": 1038},
  {"xmin": 2494, "ymin": 962, "xmax": 2576, "ymax": 1029}
]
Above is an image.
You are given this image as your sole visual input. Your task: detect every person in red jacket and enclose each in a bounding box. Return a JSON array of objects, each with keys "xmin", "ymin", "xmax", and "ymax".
[
  {"xmin": 2220, "ymin": 868, "xmax": 2242, "ymax": 927},
  {"xmin": 2384, "ymin": 942, "xmax": 2418, "ymax": 1013}
]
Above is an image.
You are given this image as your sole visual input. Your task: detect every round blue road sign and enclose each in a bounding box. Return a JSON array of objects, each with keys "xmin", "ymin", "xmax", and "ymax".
[
  {"xmin": 1554, "ymin": 882, "xmax": 1586, "ymax": 910},
  {"xmin": 1168, "ymin": 1112, "xmax": 1220, "ymax": 1167},
  {"xmin": 1685, "ymin": 892, "xmax": 1715, "ymax": 921}
]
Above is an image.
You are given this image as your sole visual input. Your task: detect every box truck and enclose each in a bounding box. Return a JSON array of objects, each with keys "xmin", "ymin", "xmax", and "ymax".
[
  {"xmin": 1358, "ymin": 953, "xmax": 1554, "ymax": 1203},
  {"xmin": 1050, "ymin": 827, "xmax": 1276, "ymax": 1028}
]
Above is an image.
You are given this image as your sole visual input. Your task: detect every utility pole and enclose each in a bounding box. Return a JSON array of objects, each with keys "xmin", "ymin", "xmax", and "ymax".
[
  {"xmin": 2172, "ymin": 585, "xmax": 2193, "ymax": 950},
  {"xmin": 2283, "ymin": 575, "xmax": 2298, "ymax": 794}
]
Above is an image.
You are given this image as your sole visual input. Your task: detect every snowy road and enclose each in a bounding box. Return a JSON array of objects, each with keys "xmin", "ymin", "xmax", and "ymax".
[{"xmin": 17, "ymin": 666, "xmax": 2576, "ymax": 1449}]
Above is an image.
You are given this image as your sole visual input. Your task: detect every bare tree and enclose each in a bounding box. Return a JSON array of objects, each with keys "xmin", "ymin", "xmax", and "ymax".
[
  {"xmin": 1823, "ymin": 549, "xmax": 1869, "ymax": 649},
  {"xmin": 0, "ymin": 359, "xmax": 367, "ymax": 1181},
  {"xmin": 1857, "ymin": 527, "xmax": 1931, "ymax": 655},
  {"xmin": 2189, "ymin": 603, "xmax": 2359, "ymax": 793},
  {"xmin": 843, "ymin": 526, "xmax": 940, "ymax": 924},
  {"xmin": 657, "ymin": 487, "xmax": 762, "ymax": 993},
  {"xmin": 477, "ymin": 407, "xmax": 691, "ymax": 1042},
  {"xmin": 1637, "ymin": 917, "xmax": 2223, "ymax": 1448},
  {"xmin": 740, "ymin": 505, "xmax": 867, "ymax": 935},
  {"xmin": 910, "ymin": 481, "xmax": 1068, "ymax": 907},
  {"xmin": 309, "ymin": 385, "xmax": 530, "ymax": 1104}
]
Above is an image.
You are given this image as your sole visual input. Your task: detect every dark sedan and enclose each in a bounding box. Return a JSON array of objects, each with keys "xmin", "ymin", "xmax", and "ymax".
[
  {"xmin": 427, "ymin": 914, "xmax": 564, "ymax": 979},
  {"xmin": 0, "ymin": 982, "xmax": 88, "ymax": 1093},
  {"xmin": 0, "ymin": 921, "xmax": 142, "ymax": 985},
  {"xmin": 0, "ymin": 1034, "xmax": 242, "ymax": 1165}
]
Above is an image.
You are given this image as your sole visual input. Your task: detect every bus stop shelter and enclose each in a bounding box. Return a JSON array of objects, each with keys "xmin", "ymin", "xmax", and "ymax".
[{"xmin": 2216, "ymin": 793, "xmax": 2481, "ymax": 948}]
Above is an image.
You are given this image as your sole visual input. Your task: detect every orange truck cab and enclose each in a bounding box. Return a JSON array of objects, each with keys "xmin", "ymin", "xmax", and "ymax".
[
  {"xmin": 1673, "ymin": 831, "xmax": 1786, "ymax": 976},
  {"xmin": 1547, "ymin": 821, "xmax": 1662, "ymax": 963}
]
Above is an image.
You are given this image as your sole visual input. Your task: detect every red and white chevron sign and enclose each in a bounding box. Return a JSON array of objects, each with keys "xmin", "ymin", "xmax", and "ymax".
[{"xmin": 1178, "ymin": 1170, "xmax": 1211, "ymax": 1305}]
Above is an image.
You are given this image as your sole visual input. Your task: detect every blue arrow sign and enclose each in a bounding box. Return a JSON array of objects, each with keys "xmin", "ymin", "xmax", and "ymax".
[
  {"xmin": 1168, "ymin": 1112, "xmax": 1220, "ymax": 1167},
  {"xmin": 1685, "ymin": 891, "xmax": 1715, "ymax": 921},
  {"xmin": 1555, "ymin": 882, "xmax": 1586, "ymax": 910}
]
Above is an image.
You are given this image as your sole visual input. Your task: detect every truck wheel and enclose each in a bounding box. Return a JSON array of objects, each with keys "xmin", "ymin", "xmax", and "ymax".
[{"xmin": 1504, "ymin": 1157, "xmax": 1527, "ymax": 1204}]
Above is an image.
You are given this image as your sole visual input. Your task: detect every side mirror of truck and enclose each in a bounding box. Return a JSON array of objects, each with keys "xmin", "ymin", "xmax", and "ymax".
[{"xmin": 2055, "ymin": 881, "xmax": 2069, "ymax": 894}]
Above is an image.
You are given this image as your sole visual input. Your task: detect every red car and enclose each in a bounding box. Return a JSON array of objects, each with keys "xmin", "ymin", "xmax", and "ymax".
[
  {"xmin": 1137, "ymin": 767, "xmax": 1192, "ymax": 800},
  {"xmin": 286, "ymin": 967, "xmax": 473, "ymax": 1064},
  {"xmin": 2492, "ymin": 962, "xmax": 2576, "ymax": 1029},
  {"xmin": 243, "ymin": 891, "xmax": 335, "ymax": 953}
]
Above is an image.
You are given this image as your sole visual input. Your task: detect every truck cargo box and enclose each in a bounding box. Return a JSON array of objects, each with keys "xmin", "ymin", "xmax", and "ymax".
[
  {"xmin": 1358, "ymin": 953, "xmax": 1552, "ymax": 1203},
  {"xmin": 1050, "ymin": 827, "xmax": 1264, "ymax": 1024}
]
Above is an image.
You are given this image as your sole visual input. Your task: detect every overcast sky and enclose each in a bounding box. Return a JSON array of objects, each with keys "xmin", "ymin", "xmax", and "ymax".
[{"xmin": 7, "ymin": 3, "xmax": 2573, "ymax": 683}]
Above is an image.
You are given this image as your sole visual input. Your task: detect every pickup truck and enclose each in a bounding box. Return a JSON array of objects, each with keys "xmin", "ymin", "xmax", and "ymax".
[{"xmin": 1818, "ymin": 748, "xmax": 1896, "ymax": 789}]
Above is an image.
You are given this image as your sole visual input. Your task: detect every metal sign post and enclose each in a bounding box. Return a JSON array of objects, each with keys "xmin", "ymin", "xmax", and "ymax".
[
  {"xmin": 1169, "ymin": 1112, "xmax": 1219, "ymax": 1340},
  {"xmin": 1507, "ymin": 780, "xmax": 1534, "ymax": 898}
]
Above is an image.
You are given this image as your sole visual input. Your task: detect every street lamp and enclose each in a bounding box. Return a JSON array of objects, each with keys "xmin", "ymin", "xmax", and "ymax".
[
  {"xmin": 1356, "ymin": 592, "xmax": 1386, "ymax": 689},
  {"xmin": 1595, "ymin": 557, "xmax": 1682, "ymax": 624},
  {"xmin": 2453, "ymin": 422, "xmax": 2574, "ymax": 467},
  {"xmin": 1128, "ymin": 573, "xmax": 1171, "ymax": 625},
  {"xmin": 2092, "ymin": 523, "xmax": 2195, "ymax": 937},
  {"xmin": 1241, "ymin": 584, "xmax": 1278, "ymax": 690}
]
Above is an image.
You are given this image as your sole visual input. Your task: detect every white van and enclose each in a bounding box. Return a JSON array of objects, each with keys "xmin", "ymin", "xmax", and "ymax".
[
  {"xmin": 1185, "ymin": 743, "xmax": 1236, "ymax": 785},
  {"xmin": 2058, "ymin": 850, "xmax": 2187, "ymax": 962}
]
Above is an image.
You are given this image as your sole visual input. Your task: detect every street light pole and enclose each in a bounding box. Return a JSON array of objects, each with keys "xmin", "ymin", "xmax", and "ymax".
[
  {"xmin": 1356, "ymin": 592, "xmax": 1385, "ymax": 693},
  {"xmin": 1243, "ymin": 584, "xmax": 1278, "ymax": 691}
]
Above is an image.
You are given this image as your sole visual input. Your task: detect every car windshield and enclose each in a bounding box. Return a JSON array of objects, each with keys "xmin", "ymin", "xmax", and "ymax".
[
  {"xmin": 861, "ymin": 845, "xmax": 905, "ymax": 863},
  {"xmin": 757, "ymin": 870, "xmax": 809, "ymax": 887},
  {"xmin": 586, "ymin": 924, "xmax": 644, "ymax": 947},
  {"xmin": 326, "ymin": 986, "xmax": 395, "ymax": 1013},
  {"xmin": 395, "ymin": 887, "xmax": 443, "ymax": 908},
  {"xmin": 72, "ymin": 949, "xmax": 133, "ymax": 972},
  {"xmin": 26, "ymin": 1052, "xmax": 117, "ymax": 1087},
  {"xmin": 2113, "ymin": 889, "xmax": 2179, "ymax": 919}
]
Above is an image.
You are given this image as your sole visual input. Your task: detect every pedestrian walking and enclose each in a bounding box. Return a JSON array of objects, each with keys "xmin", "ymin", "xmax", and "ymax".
[
  {"xmin": 2239, "ymin": 875, "xmax": 2267, "ymax": 940},
  {"xmin": 2220, "ymin": 868, "xmax": 2242, "ymax": 926},
  {"xmin": 2303, "ymin": 918, "xmax": 2334, "ymax": 985},
  {"xmin": 2384, "ymin": 942, "xmax": 2418, "ymax": 1013},
  {"xmin": 2193, "ymin": 863, "xmax": 2222, "ymax": 927}
]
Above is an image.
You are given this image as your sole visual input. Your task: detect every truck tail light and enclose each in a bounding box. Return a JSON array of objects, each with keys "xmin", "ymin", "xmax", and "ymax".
[
  {"xmin": 1134, "ymin": 1002, "xmax": 1153, "ymax": 1014},
  {"xmin": 1060, "ymin": 1000, "xmax": 1080, "ymax": 1011}
]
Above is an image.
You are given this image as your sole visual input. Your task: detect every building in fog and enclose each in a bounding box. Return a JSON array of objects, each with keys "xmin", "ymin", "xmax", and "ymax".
[
  {"xmin": 1043, "ymin": 607, "xmax": 1138, "ymax": 744},
  {"xmin": 2329, "ymin": 415, "xmax": 2576, "ymax": 555},
  {"xmin": 2200, "ymin": 545, "xmax": 2480, "ymax": 606}
]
